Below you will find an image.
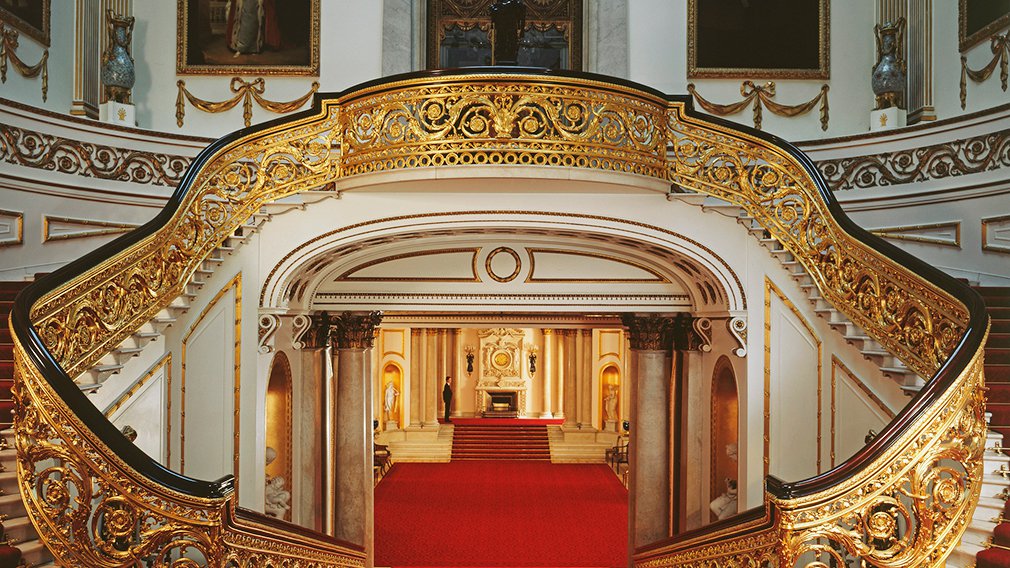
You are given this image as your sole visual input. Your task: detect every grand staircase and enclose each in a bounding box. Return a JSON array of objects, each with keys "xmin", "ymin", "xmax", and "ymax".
[
  {"xmin": 451, "ymin": 423, "xmax": 552, "ymax": 461},
  {"xmin": 1, "ymin": 281, "xmax": 54, "ymax": 567}
]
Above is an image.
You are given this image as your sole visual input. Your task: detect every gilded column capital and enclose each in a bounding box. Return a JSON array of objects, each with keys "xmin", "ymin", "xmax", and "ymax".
[
  {"xmin": 293, "ymin": 312, "xmax": 331, "ymax": 350},
  {"xmin": 621, "ymin": 314, "xmax": 675, "ymax": 351},
  {"xmin": 329, "ymin": 311, "xmax": 383, "ymax": 350},
  {"xmin": 542, "ymin": 328, "xmax": 554, "ymax": 335},
  {"xmin": 556, "ymin": 329, "xmax": 577, "ymax": 337}
]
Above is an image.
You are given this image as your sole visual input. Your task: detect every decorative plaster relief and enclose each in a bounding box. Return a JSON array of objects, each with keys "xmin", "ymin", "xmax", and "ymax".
[
  {"xmin": 0, "ymin": 123, "xmax": 191, "ymax": 186},
  {"xmin": 816, "ymin": 129, "xmax": 1010, "ymax": 191},
  {"xmin": 0, "ymin": 208, "xmax": 23, "ymax": 247}
]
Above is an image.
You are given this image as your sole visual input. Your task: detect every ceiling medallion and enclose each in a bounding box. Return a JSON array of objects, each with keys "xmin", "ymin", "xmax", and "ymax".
[{"xmin": 485, "ymin": 246, "xmax": 522, "ymax": 282}]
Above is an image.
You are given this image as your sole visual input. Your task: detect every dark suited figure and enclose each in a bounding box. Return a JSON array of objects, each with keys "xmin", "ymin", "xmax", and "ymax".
[{"xmin": 442, "ymin": 376, "xmax": 453, "ymax": 423}]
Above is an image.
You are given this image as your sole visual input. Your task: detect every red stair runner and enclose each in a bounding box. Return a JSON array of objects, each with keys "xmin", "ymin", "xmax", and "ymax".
[
  {"xmin": 451, "ymin": 423, "xmax": 551, "ymax": 461},
  {"xmin": 0, "ymin": 282, "xmax": 30, "ymax": 432},
  {"xmin": 976, "ymin": 287, "xmax": 1010, "ymax": 568}
]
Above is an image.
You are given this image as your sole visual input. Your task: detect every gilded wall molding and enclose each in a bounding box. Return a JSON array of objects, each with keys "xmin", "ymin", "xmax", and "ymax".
[
  {"xmin": 687, "ymin": 82, "xmax": 830, "ymax": 131},
  {"xmin": 0, "ymin": 123, "xmax": 192, "ymax": 186},
  {"xmin": 814, "ymin": 128, "xmax": 1010, "ymax": 191},
  {"xmin": 0, "ymin": 208, "xmax": 24, "ymax": 247},
  {"xmin": 42, "ymin": 215, "xmax": 139, "ymax": 242},
  {"xmin": 982, "ymin": 213, "xmax": 1010, "ymax": 253},
  {"xmin": 175, "ymin": 78, "xmax": 320, "ymax": 127},
  {"xmin": 0, "ymin": 20, "xmax": 47, "ymax": 101},
  {"xmin": 104, "ymin": 352, "xmax": 170, "ymax": 418},
  {"xmin": 960, "ymin": 31, "xmax": 1009, "ymax": 109},
  {"xmin": 868, "ymin": 221, "xmax": 961, "ymax": 248}
]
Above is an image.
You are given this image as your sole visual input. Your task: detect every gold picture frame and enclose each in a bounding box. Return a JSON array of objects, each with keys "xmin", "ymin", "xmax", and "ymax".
[
  {"xmin": 959, "ymin": 0, "xmax": 1010, "ymax": 52},
  {"xmin": 176, "ymin": 0, "xmax": 319, "ymax": 76},
  {"xmin": 688, "ymin": 0, "xmax": 829, "ymax": 80},
  {"xmin": 0, "ymin": 0, "xmax": 50, "ymax": 47}
]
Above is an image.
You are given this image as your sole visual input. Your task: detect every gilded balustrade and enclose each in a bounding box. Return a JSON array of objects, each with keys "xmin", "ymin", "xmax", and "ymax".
[{"xmin": 10, "ymin": 70, "xmax": 986, "ymax": 567}]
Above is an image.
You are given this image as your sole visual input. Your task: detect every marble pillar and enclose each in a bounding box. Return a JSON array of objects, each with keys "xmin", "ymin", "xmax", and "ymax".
[
  {"xmin": 553, "ymin": 330, "xmax": 566, "ymax": 419},
  {"xmin": 680, "ymin": 350, "xmax": 704, "ymax": 531},
  {"xmin": 541, "ymin": 329, "xmax": 554, "ymax": 418},
  {"xmin": 562, "ymin": 330, "xmax": 577, "ymax": 426},
  {"xmin": 329, "ymin": 311, "xmax": 381, "ymax": 559},
  {"xmin": 408, "ymin": 329, "xmax": 422, "ymax": 428},
  {"xmin": 424, "ymin": 329, "xmax": 439, "ymax": 427},
  {"xmin": 623, "ymin": 315, "xmax": 674, "ymax": 548},
  {"xmin": 579, "ymin": 329, "xmax": 593, "ymax": 426},
  {"xmin": 451, "ymin": 329, "xmax": 462, "ymax": 417}
]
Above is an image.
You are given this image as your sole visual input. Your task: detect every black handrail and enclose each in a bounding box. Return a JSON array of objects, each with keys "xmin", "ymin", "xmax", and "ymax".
[{"xmin": 11, "ymin": 65, "xmax": 987, "ymax": 508}]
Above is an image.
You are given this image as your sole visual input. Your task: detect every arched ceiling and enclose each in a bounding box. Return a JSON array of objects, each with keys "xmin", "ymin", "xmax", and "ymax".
[{"xmin": 262, "ymin": 212, "xmax": 746, "ymax": 316}]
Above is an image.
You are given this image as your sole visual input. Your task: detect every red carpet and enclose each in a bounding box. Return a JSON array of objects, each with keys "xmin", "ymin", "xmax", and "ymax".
[
  {"xmin": 0, "ymin": 282, "xmax": 30, "ymax": 431},
  {"xmin": 374, "ymin": 461, "xmax": 627, "ymax": 567}
]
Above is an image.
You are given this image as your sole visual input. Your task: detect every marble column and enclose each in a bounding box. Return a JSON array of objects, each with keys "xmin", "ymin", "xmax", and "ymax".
[
  {"xmin": 540, "ymin": 329, "xmax": 554, "ymax": 418},
  {"xmin": 330, "ymin": 311, "xmax": 382, "ymax": 559},
  {"xmin": 578, "ymin": 329, "xmax": 593, "ymax": 426},
  {"xmin": 680, "ymin": 350, "xmax": 704, "ymax": 531},
  {"xmin": 451, "ymin": 329, "xmax": 462, "ymax": 417},
  {"xmin": 295, "ymin": 313, "xmax": 329, "ymax": 533},
  {"xmin": 408, "ymin": 329, "xmax": 423, "ymax": 428},
  {"xmin": 424, "ymin": 329, "xmax": 439, "ymax": 427},
  {"xmin": 623, "ymin": 314, "xmax": 674, "ymax": 549},
  {"xmin": 553, "ymin": 330, "xmax": 566, "ymax": 419},
  {"xmin": 562, "ymin": 330, "xmax": 578, "ymax": 426}
]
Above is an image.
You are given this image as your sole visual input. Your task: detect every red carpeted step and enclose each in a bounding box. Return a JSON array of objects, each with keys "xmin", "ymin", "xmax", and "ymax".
[
  {"xmin": 995, "ymin": 521, "xmax": 1010, "ymax": 547},
  {"xmin": 996, "ymin": 320, "xmax": 1010, "ymax": 335},
  {"xmin": 989, "ymin": 365, "xmax": 1010, "ymax": 382},
  {"xmin": 988, "ymin": 387, "xmax": 1010, "ymax": 404},
  {"xmin": 451, "ymin": 423, "xmax": 551, "ymax": 461},
  {"xmin": 979, "ymin": 547, "xmax": 1010, "ymax": 568},
  {"xmin": 990, "ymin": 349, "xmax": 1010, "ymax": 365}
]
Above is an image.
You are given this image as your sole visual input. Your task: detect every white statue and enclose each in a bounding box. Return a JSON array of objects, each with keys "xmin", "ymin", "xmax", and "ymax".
[
  {"xmin": 264, "ymin": 446, "xmax": 291, "ymax": 518},
  {"xmin": 384, "ymin": 381, "xmax": 400, "ymax": 422},
  {"xmin": 709, "ymin": 478, "xmax": 738, "ymax": 520},
  {"xmin": 264, "ymin": 475, "xmax": 291, "ymax": 518},
  {"xmin": 603, "ymin": 385, "xmax": 619, "ymax": 421},
  {"xmin": 725, "ymin": 442, "xmax": 738, "ymax": 462}
]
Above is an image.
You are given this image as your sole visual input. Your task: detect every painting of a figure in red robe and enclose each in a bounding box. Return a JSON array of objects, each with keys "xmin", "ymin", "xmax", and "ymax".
[{"xmin": 178, "ymin": 0, "xmax": 319, "ymax": 76}]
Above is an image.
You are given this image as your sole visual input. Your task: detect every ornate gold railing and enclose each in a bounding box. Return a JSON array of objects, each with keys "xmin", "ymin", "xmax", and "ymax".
[{"xmin": 10, "ymin": 69, "xmax": 987, "ymax": 567}]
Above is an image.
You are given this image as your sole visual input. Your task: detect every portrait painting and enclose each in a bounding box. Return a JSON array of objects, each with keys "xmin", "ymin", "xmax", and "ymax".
[
  {"xmin": 959, "ymin": 0, "xmax": 1010, "ymax": 51},
  {"xmin": 688, "ymin": 0, "xmax": 829, "ymax": 79},
  {"xmin": 0, "ymin": 0, "xmax": 50, "ymax": 46},
  {"xmin": 177, "ymin": 0, "xmax": 319, "ymax": 76}
]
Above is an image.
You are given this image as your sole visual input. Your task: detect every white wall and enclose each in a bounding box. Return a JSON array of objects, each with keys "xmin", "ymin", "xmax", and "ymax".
[{"xmin": 2, "ymin": 2, "xmax": 1007, "ymax": 141}]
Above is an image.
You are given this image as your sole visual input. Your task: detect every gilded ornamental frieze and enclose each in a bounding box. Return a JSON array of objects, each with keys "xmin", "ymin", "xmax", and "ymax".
[
  {"xmin": 816, "ymin": 128, "xmax": 1010, "ymax": 191},
  {"xmin": 0, "ymin": 123, "xmax": 192, "ymax": 187}
]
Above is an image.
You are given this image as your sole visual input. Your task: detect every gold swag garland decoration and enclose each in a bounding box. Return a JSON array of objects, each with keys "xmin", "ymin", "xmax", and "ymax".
[
  {"xmin": 960, "ymin": 31, "xmax": 1009, "ymax": 109},
  {"xmin": 687, "ymin": 81, "xmax": 829, "ymax": 131},
  {"xmin": 0, "ymin": 20, "xmax": 48, "ymax": 102},
  {"xmin": 176, "ymin": 77, "xmax": 320, "ymax": 127}
]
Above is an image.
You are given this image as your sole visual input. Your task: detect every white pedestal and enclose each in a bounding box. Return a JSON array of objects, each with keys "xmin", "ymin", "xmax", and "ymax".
[
  {"xmin": 870, "ymin": 107, "xmax": 906, "ymax": 131},
  {"xmin": 100, "ymin": 101, "xmax": 136, "ymax": 127},
  {"xmin": 385, "ymin": 420, "xmax": 398, "ymax": 431},
  {"xmin": 604, "ymin": 419, "xmax": 618, "ymax": 432}
]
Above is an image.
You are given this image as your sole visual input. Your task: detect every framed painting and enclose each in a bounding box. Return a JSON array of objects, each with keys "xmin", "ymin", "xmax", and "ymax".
[
  {"xmin": 426, "ymin": 0, "xmax": 582, "ymax": 70},
  {"xmin": 959, "ymin": 0, "xmax": 1010, "ymax": 52},
  {"xmin": 0, "ymin": 0, "xmax": 50, "ymax": 47},
  {"xmin": 177, "ymin": 0, "xmax": 319, "ymax": 76},
  {"xmin": 688, "ymin": 0, "xmax": 829, "ymax": 79}
]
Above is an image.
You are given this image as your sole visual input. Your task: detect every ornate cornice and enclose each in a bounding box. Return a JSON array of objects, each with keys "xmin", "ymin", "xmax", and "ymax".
[
  {"xmin": 815, "ymin": 129, "xmax": 1010, "ymax": 191},
  {"xmin": 0, "ymin": 123, "xmax": 192, "ymax": 187},
  {"xmin": 329, "ymin": 311, "xmax": 383, "ymax": 350}
]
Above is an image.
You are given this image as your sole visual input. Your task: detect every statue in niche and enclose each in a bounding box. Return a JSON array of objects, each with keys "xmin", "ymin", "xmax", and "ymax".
[
  {"xmin": 264, "ymin": 446, "xmax": 291, "ymax": 519},
  {"xmin": 100, "ymin": 10, "xmax": 136, "ymax": 104},
  {"xmin": 603, "ymin": 385, "xmax": 619, "ymax": 421},
  {"xmin": 709, "ymin": 478, "xmax": 738, "ymax": 520},
  {"xmin": 871, "ymin": 17, "xmax": 906, "ymax": 109},
  {"xmin": 383, "ymin": 381, "xmax": 400, "ymax": 428}
]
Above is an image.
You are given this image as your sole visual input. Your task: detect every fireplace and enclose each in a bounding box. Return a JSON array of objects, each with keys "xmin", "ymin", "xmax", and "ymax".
[{"xmin": 485, "ymin": 391, "xmax": 518, "ymax": 418}]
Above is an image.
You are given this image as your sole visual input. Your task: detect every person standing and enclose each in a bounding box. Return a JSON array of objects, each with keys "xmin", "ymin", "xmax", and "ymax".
[{"xmin": 442, "ymin": 376, "xmax": 453, "ymax": 423}]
